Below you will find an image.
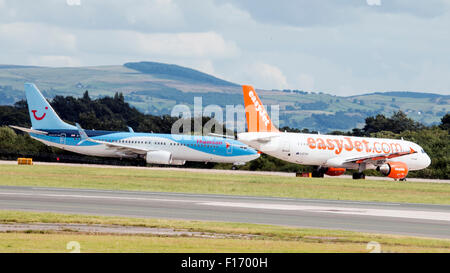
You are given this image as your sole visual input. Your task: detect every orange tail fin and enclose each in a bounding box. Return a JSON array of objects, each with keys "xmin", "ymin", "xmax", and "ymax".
[{"xmin": 242, "ymin": 85, "xmax": 279, "ymax": 132}]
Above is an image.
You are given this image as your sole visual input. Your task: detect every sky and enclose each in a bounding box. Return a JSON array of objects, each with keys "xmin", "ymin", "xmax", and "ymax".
[{"xmin": 0, "ymin": 0, "xmax": 449, "ymax": 96}]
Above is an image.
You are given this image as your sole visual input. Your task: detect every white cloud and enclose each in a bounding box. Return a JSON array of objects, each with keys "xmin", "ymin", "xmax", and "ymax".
[
  {"xmin": 124, "ymin": 0, "xmax": 184, "ymax": 29},
  {"xmin": 0, "ymin": 22, "xmax": 77, "ymax": 54},
  {"xmin": 366, "ymin": 0, "xmax": 382, "ymax": 6},
  {"xmin": 76, "ymin": 30, "xmax": 239, "ymax": 59},
  {"xmin": 29, "ymin": 55, "xmax": 81, "ymax": 67},
  {"xmin": 0, "ymin": 0, "xmax": 186, "ymax": 32},
  {"xmin": 295, "ymin": 73, "xmax": 315, "ymax": 91},
  {"xmin": 191, "ymin": 60, "xmax": 215, "ymax": 75},
  {"xmin": 238, "ymin": 62, "xmax": 288, "ymax": 90},
  {"xmin": 0, "ymin": 1, "xmax": 449, "ymax": 95}
]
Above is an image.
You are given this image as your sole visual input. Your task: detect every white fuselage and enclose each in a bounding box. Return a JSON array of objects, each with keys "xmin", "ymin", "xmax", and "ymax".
[{"xmin": 238, "ymin": 132, "xmax": 431, "ymax": 171}]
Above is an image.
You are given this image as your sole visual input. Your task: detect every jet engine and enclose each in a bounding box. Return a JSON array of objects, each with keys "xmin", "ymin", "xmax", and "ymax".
[
  {"xmin": 325, "ymin": 168, "xmax": 346, "ymax": 176},
  {"xmin": 146, "ymin": 151, "xmax": 172, "ymax": 165},
  {"xmin": 171, "ymin": 160, "xmax": 186, "ymax": 166},
  {"xmin": 378, "ymin": 162, "xmax": 408, "ymax": 179}
]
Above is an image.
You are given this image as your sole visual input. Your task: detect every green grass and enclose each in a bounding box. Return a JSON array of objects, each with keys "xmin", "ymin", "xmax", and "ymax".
[
  {"xmin": 0, "ymin": 164, "xmax": 449, "ymax": 204},
  {"xmin": 0, "ymin": 210, "xmax": 449, "ymax": 253}
]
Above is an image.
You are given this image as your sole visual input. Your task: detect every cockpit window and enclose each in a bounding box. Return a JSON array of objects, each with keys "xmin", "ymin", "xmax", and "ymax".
[{"xmin": 421, "ymin": 149, "xmax": 425, "ymax": 153}]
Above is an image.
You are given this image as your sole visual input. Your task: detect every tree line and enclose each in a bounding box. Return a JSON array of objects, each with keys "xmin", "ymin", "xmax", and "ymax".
[{"xmin": 0, "ymin": 91, "xmax": 448, "ymax": 179}]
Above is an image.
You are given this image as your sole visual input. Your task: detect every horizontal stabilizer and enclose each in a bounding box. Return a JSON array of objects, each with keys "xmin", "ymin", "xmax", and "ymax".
[
  {"xmin": 9, "ymin": 125, "xmax": 48, "ymax": 135},
  {"xmin": 207, "ymin": 133, "xmax": 235, "ymax": 140}
]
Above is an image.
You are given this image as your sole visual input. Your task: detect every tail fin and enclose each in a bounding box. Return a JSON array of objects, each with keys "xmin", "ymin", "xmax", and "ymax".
[
  {"xmin": 242, "ymin": 85, "xmax": 279, "ymax": 132},
  {"xmin": 24, "ymin": 83, "xmax": 76, "ymax": 130}
]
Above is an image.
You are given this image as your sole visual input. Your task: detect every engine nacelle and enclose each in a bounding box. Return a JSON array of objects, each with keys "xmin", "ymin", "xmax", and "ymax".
[
  {"xmin": 171, "ymin": 160, "xmax": 186, "ymax": 166},
  {"xmin": 146, "ymin": 151, "xmax": 172, "ymax": 165},
  {"xmin": 378, "ymin": 162, "xmax": 408, "ymax": 179},
  {"xmin": 325, "ymin": 167, "xmax": 346, "ymax": 176}
]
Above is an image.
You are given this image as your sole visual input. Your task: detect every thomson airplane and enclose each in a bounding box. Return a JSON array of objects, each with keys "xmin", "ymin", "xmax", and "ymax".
[
  {"xmin": 237, "ymin": 85, "xmax": 431, "ymax": 180},
  {"xmin": 10, "ymin": 83, "xmax": 259, "ymax": 166}
]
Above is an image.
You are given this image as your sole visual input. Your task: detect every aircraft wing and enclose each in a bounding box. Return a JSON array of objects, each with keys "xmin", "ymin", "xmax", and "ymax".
[
  {"xmin": 340, "ymin": 147, "xmax": 417, "ymax": 165},
  {"xmin": 74, "ymin": 123, "xmax": 149, "ymax": 156},
  {"xmin": 85, "ymin": 138, "xmax": 149, "ymax": 155},
  {"xmin": 9, "ymin": 125, "xmax": 48, "ymax": 135},
  {"xmin": 243, "ymin": 134, "xmax": 280, "ymax": 143}
]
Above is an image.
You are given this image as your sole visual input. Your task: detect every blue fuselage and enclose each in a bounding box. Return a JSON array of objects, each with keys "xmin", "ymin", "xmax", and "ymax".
[{"xmin": 30, "ymin": 129, "xmax": 260, "ymax": 164}]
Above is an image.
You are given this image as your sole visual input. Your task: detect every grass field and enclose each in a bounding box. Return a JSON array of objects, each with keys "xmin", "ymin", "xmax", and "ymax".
[
  {"xmin": 0, "ymin": 164, "xmax": 449, "ymax": 204},
  {"xmin": 1, "ymin": 210, "xmax": 449, "ymax": 253}
]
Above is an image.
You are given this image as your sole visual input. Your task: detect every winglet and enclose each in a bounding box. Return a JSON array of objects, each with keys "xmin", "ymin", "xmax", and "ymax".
[
  {"xmin": 75, "ymin": 123, "xmax": 90, "ymax": 145},
  {"xmin": 127, "ymin": 126, "xmax": 134, "ymax": 133}
]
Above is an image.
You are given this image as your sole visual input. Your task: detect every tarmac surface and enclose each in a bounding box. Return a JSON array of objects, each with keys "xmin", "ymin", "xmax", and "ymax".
[{"xmin": 0, "ymin": 185, "xmax": 449, "ymax": 238}]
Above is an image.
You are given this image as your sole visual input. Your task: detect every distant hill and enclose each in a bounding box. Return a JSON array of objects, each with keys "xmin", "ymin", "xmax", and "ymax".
[
  {"xmin": 353, "ymin": 91, "xmax": 450, "ymax": 99},
  {"xmin": 124, "ymin": 62, "xmax": 237, "ymax": 87},
  {"xmin": 0, "ymin": 61, "xmax": 448, "ymax": 132}
]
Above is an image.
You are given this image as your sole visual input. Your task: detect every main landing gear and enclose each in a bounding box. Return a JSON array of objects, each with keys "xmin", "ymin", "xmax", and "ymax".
[
  {"xmin": 353, "ymin": 163, "xmax": 366, "ymax": 180},
  {"xmin": 352, "ymin": 172, "xmax": 366, "ymax": 180}
]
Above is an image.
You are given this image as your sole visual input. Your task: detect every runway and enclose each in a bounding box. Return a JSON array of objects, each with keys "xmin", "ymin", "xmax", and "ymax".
[
  {"xmin": 0, "ymin": 186, "xmax": 449, "ymax": 238},
  {"xmin": 1, "ymin": 160, "xmax": 448, "ymax": 183}
]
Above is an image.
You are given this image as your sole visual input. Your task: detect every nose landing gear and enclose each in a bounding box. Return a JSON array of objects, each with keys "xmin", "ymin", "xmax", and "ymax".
[{"xmin": 311, "ymin": 167, "xmax": 325, "ymax": 178}]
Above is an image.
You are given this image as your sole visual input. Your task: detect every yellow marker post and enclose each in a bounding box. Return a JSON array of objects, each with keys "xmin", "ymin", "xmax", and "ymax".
[{"xmin": 17, "ymin": 158, "xmax": 33, "ymax": 165}]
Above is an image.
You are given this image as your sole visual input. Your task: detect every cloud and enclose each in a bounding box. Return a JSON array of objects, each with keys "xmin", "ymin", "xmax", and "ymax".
[
  {"xmin": 238, "ymin": 62, "xmax": 289, "ymax": 89},
  {"xmin": 28, "ymin": 55, "xmax": 81, "ymax": 67},
  {"xmin": 0, "ymin": 0, "xmax": 185, "ymax": 32},
  {"xmin": 228, "ymin": 0, "xmax": 450, "ymax": 27},
  {"xmin": 0, "ymin": 22, "xmax": 77, "ymax": 54},
  {"xmin": 372, "ymin": 0, "xmax": 449, "ymax": 18},
  {"xmin": 227, "ymin": 0, "xmax": 363, "ymax": 27},
  {"xmin": 0, "ymin": 20, "xmax": 239, "ymax": 66},
  {"xmin": 77, "ymin": 30, "xmax": 239, "ymax": 59},
  {"xmin": 295, "ymin": 74, "xmax": 315, "ymax": 91},
  {"xmin": 366, "ymin": 0, "xmax": 382, "ymax": 6},
  {"xmin": 0, "ymin": 1, "xmax": 449, "ymax": 95}
]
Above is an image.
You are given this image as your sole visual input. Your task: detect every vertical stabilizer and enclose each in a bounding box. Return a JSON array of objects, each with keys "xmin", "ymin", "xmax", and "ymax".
[
  {"xmin": 24, "ymin": 83, "xmax": 76, "ymax": 130},
  {"xmin": 242, "ymin": 85, "xmax": 279, "ymax": 132}
]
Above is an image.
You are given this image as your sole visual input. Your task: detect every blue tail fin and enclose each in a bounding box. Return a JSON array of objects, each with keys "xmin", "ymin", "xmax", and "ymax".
[{"xmin": 24, "ymin": 83, "xmax": 76, "ymax": 130}]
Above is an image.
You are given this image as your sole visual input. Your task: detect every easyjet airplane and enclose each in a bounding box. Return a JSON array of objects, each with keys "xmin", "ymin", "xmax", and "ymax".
[
  {"xmin": 10, "ymin": 83, "xmax": 259, "ymax": 166},
  {"xmin": 237, "ymin": 85, "xmax": 431, "ymax": 180}
]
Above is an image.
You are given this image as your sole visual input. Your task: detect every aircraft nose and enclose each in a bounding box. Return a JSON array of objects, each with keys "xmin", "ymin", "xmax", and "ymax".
[
  {"xmin": 252, "ymin": 152, "xmax": 261, "ymax": 160},
  {"xmin": 424, "ymin": 154, "xmax": 431, "ymax": 168}
]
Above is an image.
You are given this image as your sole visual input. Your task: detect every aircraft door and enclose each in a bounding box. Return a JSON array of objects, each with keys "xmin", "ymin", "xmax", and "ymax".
[
  {"xmin": 226, "ymin": 142, "xmax": 232, "ymax": 154},
  {"xmin": 60, "ymin": 133, "xmax": 66, "ymax": 145},
  {"xmin": 294, "ymin": 139, "xmax": 303, "ymax": 163},
  {"xmin": 281, "ymin": 141, "xmax": 290, "ymax": 153}
]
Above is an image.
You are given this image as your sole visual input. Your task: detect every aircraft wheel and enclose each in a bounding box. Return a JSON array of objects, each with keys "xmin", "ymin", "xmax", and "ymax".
[
  {"xmin": 352, "ymin": 172, "xmax": 365, "ymax": 180},
  {"xmin": 311, "ymin": 170, "xmax": 324, "ymax": 178}
]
